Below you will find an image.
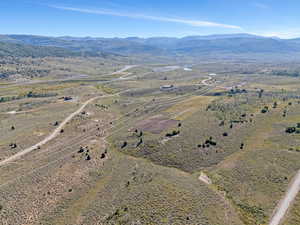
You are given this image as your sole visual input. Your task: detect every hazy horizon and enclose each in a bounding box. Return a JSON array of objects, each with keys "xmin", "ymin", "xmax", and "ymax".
[{"xmin": 1, "ymin": 33, "xmax": 298, "ymax": 40}]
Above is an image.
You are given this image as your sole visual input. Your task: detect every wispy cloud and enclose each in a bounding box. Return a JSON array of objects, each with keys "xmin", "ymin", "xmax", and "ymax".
[
  {"xmin": 50, "ymin": 5, "xmax": 242, "ymax": 30},
  {"xmin": 253, "ymin": 3, "xmax": 270, "ymax": 9}
]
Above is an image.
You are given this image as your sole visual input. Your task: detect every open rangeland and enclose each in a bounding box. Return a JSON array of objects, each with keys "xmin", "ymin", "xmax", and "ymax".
[{"xmin": 1, "ymin": 58, "xmax": 300, "ymax": 225}]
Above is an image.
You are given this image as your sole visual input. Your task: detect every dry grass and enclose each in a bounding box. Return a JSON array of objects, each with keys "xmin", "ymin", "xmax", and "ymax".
[
  {"xmin": 209, "ymin": 102, "xmax": 300, "ymax": 225},
  {"xmin": 165, "ymin": 95, "xmax": 215, "ymax": 120},
  {"xmin": 2, "ymin": 58, "xmax": 300, "ymax": 225}
]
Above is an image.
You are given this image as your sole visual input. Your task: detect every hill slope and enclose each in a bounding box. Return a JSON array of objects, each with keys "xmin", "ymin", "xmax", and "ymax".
[{"xmin": 0, "ymin": 41, "xmax": 77, "ymax": 57}]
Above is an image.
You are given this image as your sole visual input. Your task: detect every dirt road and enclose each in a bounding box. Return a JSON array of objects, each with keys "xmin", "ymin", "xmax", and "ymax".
[
  {"xmin": 111, "ymin": 65, "xmax": 137, "ymax": 75},
  {"xmin": 201, "ymin": 75, "xmax": 246, "ymax": 90},
  {"xmin": 269, "ymin": 170, "xmax": 300, "ymax": 225},
  {"xmin": 202, "ymin": 77, "xmax": 214, "ymax": 86},
  {"xmin": 0, "ymin": 94, "xmax": 115, "ymax": 166}
]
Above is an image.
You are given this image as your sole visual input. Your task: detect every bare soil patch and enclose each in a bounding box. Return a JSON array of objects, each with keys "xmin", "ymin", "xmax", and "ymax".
[{"xmin": 135, "ymin": 115, "xmax": 178, "ymax": 134}]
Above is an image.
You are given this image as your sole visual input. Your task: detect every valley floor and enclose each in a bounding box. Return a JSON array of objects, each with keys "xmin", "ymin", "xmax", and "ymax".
[{"xmin": 0, "ymin": 59, "xmax": 300, "ymax": 225}]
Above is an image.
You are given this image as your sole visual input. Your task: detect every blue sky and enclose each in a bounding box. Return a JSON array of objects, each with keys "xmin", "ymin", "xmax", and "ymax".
[{"xmin": 1, "ymin": 0, "xmax": 300, "ymax": 38}]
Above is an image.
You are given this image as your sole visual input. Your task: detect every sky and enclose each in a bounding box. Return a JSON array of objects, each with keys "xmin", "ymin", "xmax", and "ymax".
[{"xmin": 1, "ymin": 0, "xmax": 300, "ymax": 38}]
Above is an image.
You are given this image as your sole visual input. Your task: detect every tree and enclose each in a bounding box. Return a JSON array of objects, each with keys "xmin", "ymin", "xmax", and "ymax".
[
  {"xmin": 9, "ymin": 143, "xmax": 17, "ymax": 149},
  {"xmin": 283, "ymin": 110, "xmax": 287, "ymax": 117},
  {"xmin": 240, "ymin": 143, "xmax": 244, "ymax": 150},
  {"xmin": 166, "ymin": 130, "xmax": 180, "ymax": 137},
  {"xmin": 78, "ymin": 146, "xmax": 84, "ymax": 153},
  {"xmin": 136, "ymin": 138, "xmax": 143, "ymax": 147},
  {"xmin": 204, "ymin": 138, "xmax": 217, "ymax": 146},
  {"xmin": 261, "ymin": 106, "xmax": 269, "ymax": 114},
  {"xmin": 219, "ymin": 121, "xmax": 225, "ymax": 126},
  {"xmin": 121, "ymin": 141, "xmax": 128, "ymax": 149},
  {"xmin": 286, "ymin": 127, "xmax": 296, "ymax": 134},
  {"xmin": 258, "ymin": 89, "xmax": 264, "ymax": 98},
  {"xmin": 27, "ymin": 91, "xmax": 33, "ymax": 98}
]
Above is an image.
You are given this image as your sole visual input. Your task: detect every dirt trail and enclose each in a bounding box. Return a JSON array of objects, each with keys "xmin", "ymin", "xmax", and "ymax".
[
  {"xmin": 269, "ymin": 170, "xmax": 300, "ymax": 225},
  {"xmin": 0, "ymin": 94, "xmax": 115, "ymax": 166},
  {"xmin": 198, "ymin": 172, "xmax": 212, "ymax": 185},
  {"xmin": 202, "ymin": 77, "xmax": 214, "ymax": 86},
  {"xmin": 201, "ymin": 74, "xmax": 246, "ymax": 90},
  {"xmin": 111, "ymin": 65, "xmax": 137, "ymax": 75},
  {"xmin": 2, "ymin": 108, "xmax": 43, "ymax": 115}
]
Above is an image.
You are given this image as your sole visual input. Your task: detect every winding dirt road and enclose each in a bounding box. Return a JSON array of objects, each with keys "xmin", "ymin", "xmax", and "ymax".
[
  {"xmin": 269, "ymin": 170, "xmax": 300, "ymax": 225},
  {"xmin": 0, "ymin": 94, "xmax": 115, "ymax": 166},
  {"xmin": 0, "ymin": 65, "xmax": 139, "ymax": 166}
]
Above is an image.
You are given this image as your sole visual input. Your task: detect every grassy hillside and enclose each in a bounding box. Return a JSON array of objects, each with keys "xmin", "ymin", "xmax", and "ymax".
[
  {"xmin": 1, "ymin": 43, "xmax": 300, "ymax": 225},
  {"xmin": 0, "ymin": 41, "xmax": 77, "ymax": 57},
  {"xmin": 0, "ymin": 41, "xmax": 120, "ymax": 58},
  {"xmin": 2, "ymin": 34, "xmax": 300, "ymax": 59},
  {"xmin": 0, "ymin": 35, "xmax": 167, "ymax": 56}
]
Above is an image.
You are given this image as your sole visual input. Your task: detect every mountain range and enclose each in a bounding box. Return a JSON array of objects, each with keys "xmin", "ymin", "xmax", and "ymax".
[{"xmin": 1, "ymin": 33, "xmax": 300, "ymax": 59}]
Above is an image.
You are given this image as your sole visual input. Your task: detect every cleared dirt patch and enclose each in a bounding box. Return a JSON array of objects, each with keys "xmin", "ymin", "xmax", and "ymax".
[{"xmin": 135, "ymin": 115, "xmax": 178, "ymax": 134}]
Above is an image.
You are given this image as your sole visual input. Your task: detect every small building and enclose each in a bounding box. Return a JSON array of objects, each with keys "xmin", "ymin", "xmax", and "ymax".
[{"xmin": 160, "ymin": 85, "xmax": 175, "ymax": 91}]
